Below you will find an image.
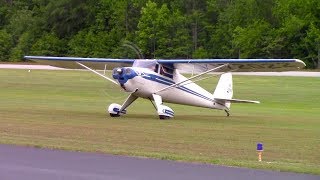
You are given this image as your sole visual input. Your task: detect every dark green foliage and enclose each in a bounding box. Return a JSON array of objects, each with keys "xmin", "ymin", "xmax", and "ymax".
[
  {"xmin": 0, "ymin": 0, "xmax": 319, "ymax": 68},
  {"xmin": 10, "ymin": 31, "xmax": 36, "ymax": 61},
  {"xmin": 0, "ymin": 30, "xmax": 13, "ymax": 61},
  {"xmin": 44, "ymin": 0, "xmax": 94, "ymax": 38},
  {"xmin": 31, "ymin": 33, "xmax": 67, "ymax": 56}
]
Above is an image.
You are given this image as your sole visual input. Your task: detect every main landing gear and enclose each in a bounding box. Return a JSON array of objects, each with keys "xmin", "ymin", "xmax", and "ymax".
[
  {"xmin": 108, "ymin": 103, "xmax": 126, "ymax": 117},
  {"xmin": 152, "ymin": 94, "xmax": 174, "ymax": 120},
  {"xmin": 107, "ymin": 93, "xmax": 174, "ymax": 120},
  {"xmin": 107, "ymin": 93, "xmax": 137, "ymax": 117}
]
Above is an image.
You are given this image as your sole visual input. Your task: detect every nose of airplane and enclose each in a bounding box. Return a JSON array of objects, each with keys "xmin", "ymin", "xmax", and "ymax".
[
  {"xmin": 116, "ymin": 68, "xmax": 123, "ymax": 74},
  {"xmin": 112, "ymin": 67, "xmax": 137, "ymax": 87}
]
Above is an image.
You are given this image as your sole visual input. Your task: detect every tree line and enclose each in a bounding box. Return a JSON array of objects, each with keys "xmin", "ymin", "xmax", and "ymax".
[{"xmin": 0, "ymin": 0, "xmax": 319, "ymax": 68}]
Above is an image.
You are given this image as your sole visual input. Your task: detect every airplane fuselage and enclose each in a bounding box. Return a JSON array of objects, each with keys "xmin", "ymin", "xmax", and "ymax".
[{"xmin": 113, "ymin": 67, "xmax": 227, "ymax": 111}]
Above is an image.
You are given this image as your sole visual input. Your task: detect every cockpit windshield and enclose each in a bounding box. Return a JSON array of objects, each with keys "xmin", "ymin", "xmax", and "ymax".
[{"xmin": 132, "ymin": 60, "xmax": 174, "ymax": 79}]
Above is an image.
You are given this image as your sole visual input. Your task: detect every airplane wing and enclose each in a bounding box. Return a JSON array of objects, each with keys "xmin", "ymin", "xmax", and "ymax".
[
  {"xmin": 24, "ymin": 56, "xmax": 135, "ymax": 69},
  {"xmin": 24, "ymin": 56, "xmax": 306, "ymax": 72},
  {"xmin": 157, "ymin": 59, "xmax": 306, "ymax": 72}
]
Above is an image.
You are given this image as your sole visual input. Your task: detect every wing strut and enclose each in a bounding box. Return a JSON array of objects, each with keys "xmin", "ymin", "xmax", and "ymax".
[
  {"xmin": 180, "ymin": 69, "xmax": 239, "ymax": 87},
  {"xmin": 76, "ymin": 62, "xmax": 118, "ymax": 85},
  {"xmin": 155, "ymin": 64, "xmax": 229, "ymax": 93}
]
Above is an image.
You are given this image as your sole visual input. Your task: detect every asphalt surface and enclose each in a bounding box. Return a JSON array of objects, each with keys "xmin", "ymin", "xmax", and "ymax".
[{"xmin": 0, "ymin": 144, "xmax": 319, "ymax": 180}]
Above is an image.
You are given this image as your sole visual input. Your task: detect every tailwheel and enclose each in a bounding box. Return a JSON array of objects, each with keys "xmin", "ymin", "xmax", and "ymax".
[{"xmin": 225, "ymin": 110, "xmax": 230, "ymax": 117}]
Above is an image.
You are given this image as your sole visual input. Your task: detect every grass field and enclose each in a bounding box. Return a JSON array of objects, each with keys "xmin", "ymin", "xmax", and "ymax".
[{"xmin": 0, "ymin": 69, "xmax": 319, "ymax": 174}]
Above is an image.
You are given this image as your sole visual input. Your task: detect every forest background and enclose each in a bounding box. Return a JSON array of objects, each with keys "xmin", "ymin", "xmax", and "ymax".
[{"xmin": 0, "ymin": 0, "xmax": 319, "ymax": 68}]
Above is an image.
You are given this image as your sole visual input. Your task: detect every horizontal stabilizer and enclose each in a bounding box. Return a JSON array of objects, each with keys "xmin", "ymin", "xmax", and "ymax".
[{"xmin": 214, "ymin": 98, "xmax": 260, "ymax": 104}]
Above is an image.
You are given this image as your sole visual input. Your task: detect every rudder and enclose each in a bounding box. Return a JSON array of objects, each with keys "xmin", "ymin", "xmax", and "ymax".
[{"xmin": 213, "ymin": 73, "xmax": 233, "ymax": 108}]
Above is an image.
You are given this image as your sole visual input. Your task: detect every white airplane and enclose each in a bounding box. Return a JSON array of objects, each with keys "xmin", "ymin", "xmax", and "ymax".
[{"xmin": 24, "ymin": 56, "xmax": 305, "ymax": 119}]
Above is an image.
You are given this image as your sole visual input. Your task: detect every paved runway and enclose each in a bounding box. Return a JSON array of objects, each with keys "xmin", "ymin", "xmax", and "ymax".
[{"xmin": 0, "ymin": 144, "xmax": 318, "ymax": 180}]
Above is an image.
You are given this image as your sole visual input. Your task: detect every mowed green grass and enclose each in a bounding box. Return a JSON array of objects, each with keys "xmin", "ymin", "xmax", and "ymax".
[{"xmin": 0, "ymin": 69, "xmax": 319, "ymax": 174}]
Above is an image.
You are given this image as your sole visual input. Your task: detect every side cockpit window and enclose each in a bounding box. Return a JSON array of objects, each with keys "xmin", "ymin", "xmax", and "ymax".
[
  {"xmin": 154, "ymin": 64, "xmax": 159, "ymax": 73},
  {"xmin": 159, "ymin": 65, "xmax": 173, "ymax": 78},
  {"xmin": 132, "ymin": 60, "xmax": 173, "ymax": 78}
]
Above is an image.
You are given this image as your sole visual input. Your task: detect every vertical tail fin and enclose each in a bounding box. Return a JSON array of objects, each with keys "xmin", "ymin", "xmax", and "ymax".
[
  {"xmin": 213, "ymin": 73, "xmax": 260, "ymax": 109},
  {"xmin": 213, "ymin": 73, "xmax": 233, "ymax": 108}
]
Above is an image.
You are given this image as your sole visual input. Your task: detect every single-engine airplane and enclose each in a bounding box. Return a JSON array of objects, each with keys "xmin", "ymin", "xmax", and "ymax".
[{"xmin": 24, "ymin": 56, "xmax": 305, "ymax": 119}]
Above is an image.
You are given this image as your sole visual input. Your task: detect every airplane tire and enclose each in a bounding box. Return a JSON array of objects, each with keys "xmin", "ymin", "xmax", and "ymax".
[
  {"xmin": 110, "ymin": 113, "xmax": 120, "ymax": 117},
  {"xmin": 159, "ymin": 115, "xmax": 171, "ymax": 120}
]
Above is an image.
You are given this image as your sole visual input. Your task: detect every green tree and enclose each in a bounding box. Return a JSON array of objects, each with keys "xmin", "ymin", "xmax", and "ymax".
[
  {"xmin": 0, "ymin": 30, "xmax": 13, "ymax": 61},
  {"xmin": 208, "ymin": 0, "xmax": 276, "ymax": 58},
  {"xmin": 168, "ymin": 10, "xmax": 192, "ymax": 58},
  {"xmin": 1, "ymin": 0, "xmax": 319, "ymax": 68},
  {"xmin": 6, "ymin": 9, "xmax": 34, "ymax": 41},
  {"xmin": 44, "ymin": 0, "xmax": 93, "ymax": 38},
  {"xmin": 272, "ymin": 0, "xmax": 320, "ymax": 67},
  {"xmin": 10, "ymin": 31, "xmax": 36, "ymax": 61},
  {"xmin": 137, "ymin": 1, "xmax": 158, "ymax": 58},
  {"xmin": 0, "ymin": 1, "xmax": 10, "ymax": 27},
  {"xmin": 303, "ymin": 24, "xmax": 320, "ymax": 68},
  {"xmin": 31, "ymin": 33, "xmax": 66, "ymax": 56},
  {"xmin": 192, "ymin": 47, "xmax": 209, "ymax": 58},
  {"xmin": 68, "ymin": 29, "xmax": 116, "ymax": 57},
  {"xmin": 233, "ymin": 20, "xmax": 272, "ymax": 58},
  {"xmin": 137, "ymin": 1, "xmax": 191, "ymax": 58}
]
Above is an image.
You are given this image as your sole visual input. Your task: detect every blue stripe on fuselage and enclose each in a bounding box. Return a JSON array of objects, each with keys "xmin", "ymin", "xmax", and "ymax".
[{"xmin": 141, "ymin": 73, "xmax": 213, "ymax": 102}]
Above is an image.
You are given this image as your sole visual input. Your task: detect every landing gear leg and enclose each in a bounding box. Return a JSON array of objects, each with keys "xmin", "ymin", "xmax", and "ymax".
[
  {"xmin": 152, "ymin": 94, "xmax": 174, "ymax": 120},
  {"xmin": 225, "ymin": 110, "xmax": 230, "ymax": 117},
  {"xmin": 108, "ymin": 93, "xmax": 138, "ymax": 117}
]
